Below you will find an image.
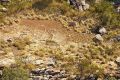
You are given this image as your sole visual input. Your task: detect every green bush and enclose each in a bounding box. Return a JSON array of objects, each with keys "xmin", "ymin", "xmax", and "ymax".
[
  {"xmin": 91, "ymin": 1, "xmax": 120, "ymax": 27},
  {"xmin": 1, "ymin": 66, "xmax": 29, "ymax": 80}
]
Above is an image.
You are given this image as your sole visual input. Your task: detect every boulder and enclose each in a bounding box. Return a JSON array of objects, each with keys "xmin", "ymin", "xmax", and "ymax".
[
  {"xmin": 95, "ymin": 34, "xmax": 104, "ymax": 42},
  {"xmin": 99, "ymin": 27, "xmax": 107, "ymax": 35}
]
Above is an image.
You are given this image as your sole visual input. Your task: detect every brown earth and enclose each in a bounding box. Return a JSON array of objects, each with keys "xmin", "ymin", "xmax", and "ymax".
[
  {"xmin": 20, "ymin": 19, "xmax": 93, "ymax": 43},
  {"xmin": 0, "ymin": 19, "xmax": 94, "ymax": 47}
]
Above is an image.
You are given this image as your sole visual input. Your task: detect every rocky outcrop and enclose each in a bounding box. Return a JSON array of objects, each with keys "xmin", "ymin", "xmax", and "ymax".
[
  {"xmin": 30, "ymin": 68, "xmax": 67, "ymax": 80},
  {"xmin": 68, "ymin": 0, "xmax": 90, "ymax": 11},
  {"xmin": 79, "ymin": 0, "xmax": 90, "ymax": 11}
]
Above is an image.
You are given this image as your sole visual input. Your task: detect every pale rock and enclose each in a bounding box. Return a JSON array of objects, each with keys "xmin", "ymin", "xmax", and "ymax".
[
  {"xmin": 0, "ymin": 58, "xmax": 15, "ymax": 66},
  {"xmin": 99, "ymin": 27, "xmax": 107, "ymax": 34},
  {"xmin": 45, "ymin": 58, "xmax": 55, "ymax": 66},
  {"xmin": 116, "ymin": 57, "xmax": 120, "ymax": 64},
  {"xmin": 0, "ymin": 70, "xmax": 2, "ymax": 76},
  {"xmin": 1, "ymin": 7, "xmax": 8, "ymax": 12},
  {"xmin": 95, "ymin": 34, "xmax": 104, "ymax": 41},
  {"xmin": 78, "ymin": 5, "xmax": 84, "ymax": 11},
  {"xmin": 61, "ymin": 78, "xmax": 67, "ymax": 80},
  {"xmin": 22, "ymin": 54, "xmax": 39, "ymax": 63},
  {"xmin": 117, "ymin": 6, "xmax": 120, "ymax": 13},
  {"xmin": 81, "ymin": 0, "xmax": 86, "ymax": 6},
  {"xmin": 83, "ymin": 3, "xmax": 90, "ymax": 10},
  {"xmin": 33, "ymin": 59, "xmax": 44, "ymax": 65}
]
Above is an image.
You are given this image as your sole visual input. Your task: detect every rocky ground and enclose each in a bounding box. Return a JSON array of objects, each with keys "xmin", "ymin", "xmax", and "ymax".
[{"xmin": 0, "ymin": 11, "xmax": 120, "ymax": 80}]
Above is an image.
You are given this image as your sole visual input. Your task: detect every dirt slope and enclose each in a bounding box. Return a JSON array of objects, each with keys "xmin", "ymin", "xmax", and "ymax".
[{"xmin": 20, "ymin": 19, "xmax": 93, "ymax": 44}]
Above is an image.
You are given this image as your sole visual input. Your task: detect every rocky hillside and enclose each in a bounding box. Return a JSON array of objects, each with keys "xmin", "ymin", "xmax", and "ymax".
[{"xmin": 0, "ymin": 0, "xmax": 120, "ymax": 80}]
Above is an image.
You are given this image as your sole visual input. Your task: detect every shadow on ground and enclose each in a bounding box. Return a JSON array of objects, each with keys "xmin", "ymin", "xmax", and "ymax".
[{"xmin": 32, "ymin": 0, "xmax": 52, "ymax": 10}]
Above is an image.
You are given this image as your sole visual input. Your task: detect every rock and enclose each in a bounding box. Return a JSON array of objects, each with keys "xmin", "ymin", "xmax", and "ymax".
[
  {"xmin": 33, "ymin": 59, "xmax": 44, "ymax": 65},
  {"xmin": 45, "ymin": 58, "xmax": 55, "ymax": 66},
  {"xmin": 14, "ymin": 19, "xmax": 20, "ymax": 23},
  {"xmin": 31, "ymin": 68, "xmax": 46, "ymax": 76},
  {"xmin": 31, "ymin": 68, "xmax": 66, "ymax": 79},
  {"xmin": 86, "ymin": 74, "xmax": 98, "ymax": 80},
  {"xmin": 99, "ymin": 27, "xmax": 107, "ymax": 35},
  {"xmin": 80, "ymin": 0, "xmax": 86, "ymax": 6},
  {"xmin": 68, "ymin": 22, "xmax": 76, "ymax": 27},
  {"xmin": 22, "ymin": 54, "xmax": 39, "ymax": 63},
  {"xmin": 113, "ymin": 35, "xmax": 120, "ymax": 42},
  {"xmin": 0, "ymin": 57, "xmax": 15, "ymax": 66},
  {"xmin": 116, "ymin": 57, "xmax": 120, "ymax": 65},
  {"xmin": 74, "ymin": 75, "xmax": 81, "ymax": 80},
  {"xmin": 7, "ymin": 38, "xmax": 13, "ymax": 43},
  {"xmin": 78, "ymin": 5, "xmax": 84, "ymax": 11},
  {"xmin": 0, "ymin": 7, "xmax": 8, "ymax": 12},
  {"xmin": 61, "ymin": 78, "xmax": 68, "ymax": 80},
  {"xmin": 117, "ymin": 6, "xmax": 120, "ymax": 13},
  {"xmin": 0, "ymin": 70, "xmax": 2, "ymax": 76},
  {"xmin": 83, "ymin": 3, "xmax": 90, "ymax": 10},
  {"xmin": 95, "ymin": 34, "xmax": 104, "ymax": 42},
  {"xmin": 68, "ymin": 0, "xmax": 78, "ymax": 7}
]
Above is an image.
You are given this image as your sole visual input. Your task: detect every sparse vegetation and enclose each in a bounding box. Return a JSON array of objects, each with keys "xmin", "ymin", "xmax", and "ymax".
[
  {"xmin": 13, "ymin": 37, "xmax": 31, "ymax": 50},
  {"xmin": 0, "ymin": 0, "xmax": 120, "ymax": 80}
]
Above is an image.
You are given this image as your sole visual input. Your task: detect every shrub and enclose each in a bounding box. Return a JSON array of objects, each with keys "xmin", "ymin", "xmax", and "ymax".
[
  {"xmin": 91, "ymin": 1, "xmax": 120, "ymax": 27},
  {"xmin": 1, "ymin": 66, "xmax": 29, "ymax": 80},
  {"xmin": 13, "ymin": 37, "xmax": 31, "ymax": 50},
  {"xmin": 77, "ymin": 59, "xmax": 104, "ymax": 78},
  {"xmin": 6, "ymin": 0, "xmax": 32, "ymax": 15}
]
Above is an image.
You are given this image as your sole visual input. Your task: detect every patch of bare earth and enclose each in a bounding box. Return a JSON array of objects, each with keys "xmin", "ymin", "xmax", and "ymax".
[{"xmin": 20, "ymin": 19, "xmax": 93, "ymax": 43}]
